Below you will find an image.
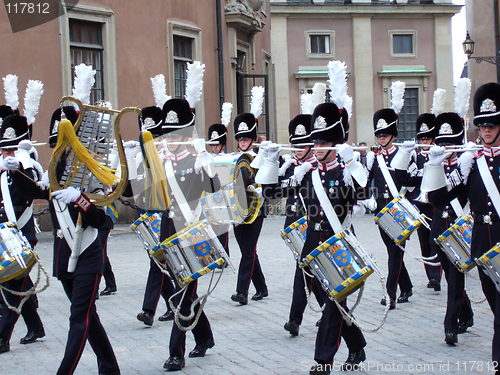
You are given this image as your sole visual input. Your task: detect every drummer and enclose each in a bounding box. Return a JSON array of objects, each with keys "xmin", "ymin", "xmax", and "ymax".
[
  {"xmin": 366, "ymin": 82, "xmax": 413, "ymax": 310},
  {"xmin": 280, "ymin": 101, "xmax": 324, "ymax": 337},
  {"xmin": 394, "ymin": 105, "xmax": 474, "ymax": 345},
  {"xmin": 206, "ymin": 102, "xmax": 232, "ymax": 257},
  {"xmin": 230, "ymin": 88, "xmax": 269, "ymax": 306},
  {"xmin": 422, "ymin": 82, "xmax": 500, "ymax": 370},
  {"xmin": 159, "ymin": 95, "xmax": 221, "ymax": 371},
  {"xmin": 0, "ymin": 111, "xmax": 45, "ymax": 354},
  {"xmin": 257, "ymin": 100, "xmax": 369, "ymax": 374}
]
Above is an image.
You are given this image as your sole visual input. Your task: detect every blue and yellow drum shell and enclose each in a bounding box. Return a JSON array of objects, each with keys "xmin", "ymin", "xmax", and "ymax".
[
  {"xmin": 374, "ymin": 196, "xmax": 422, "ymax": 244},
  {"xmin": 302, "ymin": 230, "xmax": 374, "ymax": 301},
  {"xmin": 153, "ymin": 220, "xmax": 230, "ymax": 288},
  {"xmin": 130, "ymin": 212, "xmax": 162, "ymax": 252},
  {"xmin": 476, "ymin": 244, "xmax": 500, "ymax": 293},
  {"xmin": 435, "ymin": 214, "xmax": 475, "ymax": 273},
  {"xmin": 0, "ymin": 222, "xmax": 37, "ymax": 283},
  {"xmin": 281, "ymin": 216, "xmax": 308, "ymax": 261}
]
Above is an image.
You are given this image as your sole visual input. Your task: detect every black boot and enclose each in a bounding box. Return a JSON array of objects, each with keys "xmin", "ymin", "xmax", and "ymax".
[
  {"xmin": 341, "ymin": 348, "xmax": 366, "ymax": 371},
  {"xmin": 284, "ymin": 321, "xmax": 299, "ymax": 336}
]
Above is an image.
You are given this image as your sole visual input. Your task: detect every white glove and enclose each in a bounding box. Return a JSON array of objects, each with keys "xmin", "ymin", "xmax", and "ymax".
[
  {"xmin": 37, "ymin": 170, "xmax": 50, "ymax": 189},
  {"xmin": 464, "ymin": 141, "xmax": 478, "ymax": 153},
  {"xmin": 292, "ymin": 162, "xmax": 313, "ymax": 185},
  {"xmin": 266, "ymin": 143, "xmax": 281, "ymax": 163},
  {"xmin": 4, "ymin": 156, "xmax": 19, "ymax": 170},
  {"xmin": 192, "ymin": 138, "xmax": 207, "ymax": 154},
  {"xmin": 400, "ymin": 140, "xmax": 417, "ymax": 154},
  {"xmin": 52, "ymin": 186, "xmax": 82, "ymax": 204},
  {"xmin": 247, "ymin": 184, "xmax": 263, "ymax": 199},
  {"xmin": 123, "ymin": 140, "xmax": 139, "ymax": 160},
  {"xmin": 428, "ymin": 146, "xmax": 451, "ymax": 166},
  {"xmin": 194, "ymin": 151, "xmax": 215, "ymax": 177},
  {"xmin": 18, "ymin": 139, "xmax": 33, "ymax": 151},
  {"xmin": 337, "ymin": 144, "xmax": 354, "ymax": 164}
]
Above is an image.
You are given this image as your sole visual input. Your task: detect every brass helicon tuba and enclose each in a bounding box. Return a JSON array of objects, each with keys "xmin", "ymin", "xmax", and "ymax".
[{"xmin": 48, "ymin": 96, "xmax": 141, "ymax": 205}]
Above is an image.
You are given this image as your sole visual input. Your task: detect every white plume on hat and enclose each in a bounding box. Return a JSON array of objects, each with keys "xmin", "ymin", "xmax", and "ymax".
[
  {"xmin": 310, "ymin": 82, "xmax": 326, "ymax": 112},
  {"xmin": 454, "ymin": 78, "xmax": 472, "ymax": 118},
  {"xmin": 3, "ymin": 74, "xmax": 19, "ymax": 110},
  {"xmin": 185, "ymin": 61, "xmax": 205, "ymax": 109},
  {"xmin": 24, "ymin": 80, "xmax": 44, "ymax": 125},
  {"xmin": 344, "ymin": 95, "xmax": 353, "ymax": 120},
  {"xmin": 431, "ymin": 88, "xmax": 447, "ymax": 116},
  {"xmin": 301, "ymin": 93, "xmax": 313, "ymax": 115},
  {"xmin": 327, "ymin": 60, "xmax": 348, "ymax": 109},
  {"xmin": 250, "ymin": 86, "xmax": 265, "ymax": 118},
  {"xmin": 220, "ymin": 102, "xmax": 232, "ymax": 128},
  {"xmin": 391, "ymin": 81, "xmax": 405, "ymax": 115},
  {"xmin": 150, "ymin": 74, "xmax": 170, "ymax": 108},
  {"xmin": 72, "ymin": 63, "xmax": 96, "ymax": 107}
]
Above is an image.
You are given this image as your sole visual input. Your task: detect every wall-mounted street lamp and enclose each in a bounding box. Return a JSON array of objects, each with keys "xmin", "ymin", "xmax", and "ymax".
[{"xmin": 462, "ymin": 31, "xmax": 500, "ymax": 65}]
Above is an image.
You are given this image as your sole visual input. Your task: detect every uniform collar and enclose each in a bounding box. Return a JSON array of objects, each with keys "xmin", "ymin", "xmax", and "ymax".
[
  {"xmin": 381, "ymin": 145, "xmax": 397, "ymax": 156},
  {"xmin": 482, "ymin": 147, "xmax": 500, "ymax": 158},
  {"xmin": 319, "ymin": 159, "xmax": 339, "ymax": 171},
  {"xmin": 164, "ymin": 149, "xmax": 190, "ymax": 161},
  {"xmin": 444, "ymin": 155, "xmax": 458, "ymax": 166},
  {"xmin": 300, "ymin": 154, "xmax": 317, "ymax": 165}
]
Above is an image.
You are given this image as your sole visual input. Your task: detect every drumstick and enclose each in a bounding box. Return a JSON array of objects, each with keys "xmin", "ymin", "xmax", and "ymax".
[{"xmin": 393, "ymin": 143, "xmax": 434, "ymax": 148}]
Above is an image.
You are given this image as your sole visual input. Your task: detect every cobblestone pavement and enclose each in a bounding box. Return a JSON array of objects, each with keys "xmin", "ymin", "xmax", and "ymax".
[{"xmin": 1, "ymin": 215, "xmax": 496, "ymax": 374}]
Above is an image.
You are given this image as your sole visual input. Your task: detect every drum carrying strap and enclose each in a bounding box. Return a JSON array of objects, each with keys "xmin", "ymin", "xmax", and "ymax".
[
  {"xmin": 164, "ymin": 160, "xmax": 200, "ymax": 225},
  {"xmin": 0, "ymin": 171, "xmax": 33, "ymax": 229},
  {"xmin": 477, "ymin": 155, "xmax": 500, "ymax": 217},
  {"xmin": 312, "ymin": 169, "xmax": 343, "ymax": 233},
  {"xmin": 376, "ymin": 154, "xmax": 399, "ymax": 198}
]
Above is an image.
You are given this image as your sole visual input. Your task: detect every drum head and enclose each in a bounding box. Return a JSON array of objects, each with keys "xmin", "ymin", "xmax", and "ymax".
[{"xmin": 233, "ymin": 153, "xmax": 262, "ymax": 223}]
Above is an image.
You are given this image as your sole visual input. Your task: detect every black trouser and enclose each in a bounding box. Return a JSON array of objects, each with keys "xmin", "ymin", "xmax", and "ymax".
[
  {"xmin": 234, "ymin": 216, "xmax": 267, "ymax": 296},
  {"xmin": 169, "ymin": 280, "xmax": 213, "ymax": 358},
  {"xmin": 417, "ymin": 225, "xmax": 442, "ymax": 283},
  {"xmin": 217, "ymin": 231, "xmax": 229, "ymax": 257},
  {"xmin": 0, "ymin": 274, "xmax": 43, "ymax": 341},
  {"xmin": 302, "ymin": 228, "xmax": 366, "ymax": 364},
  {"xmin": 436, "ymin": 246, "xmax": 473, "ymax": 333},
  {"xmin": 471, "ymin": 222, "xmax": 500, "ymax": 366},
  {"xmin": 102, "ymin": 254, "xmax": 116, "ymax": 290},
  {"xmin": 142, "ymin": 258, "xmax": 175, "ymax": 314},
  {"xmin": 58, "ymin": 274, "xmax": 120, "ymax": 375},
  {"xmin": 378, "ymin": 228, "xmax": 413, "ymax": 300},
  {"xmin": 288, "ymin": 255, "xmax": 324, "ymax": 325}
]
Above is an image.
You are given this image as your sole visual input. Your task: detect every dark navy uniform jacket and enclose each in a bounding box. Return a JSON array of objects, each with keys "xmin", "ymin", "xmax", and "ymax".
[
  {"xmin": 0, "ymin": 166, "xmax": 38, "ymax": 244},
  {"xmin": 11, "ymin": 165, "xmax": 114, "ymax": 280}
]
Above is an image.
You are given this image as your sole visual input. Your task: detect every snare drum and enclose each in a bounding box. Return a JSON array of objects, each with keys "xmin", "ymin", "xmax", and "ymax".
[
  {"xmin": 476, "ymin": 244, "xmax": 500, "ymax": 293},
  {"xmin": 374, "ymin": 196, "xmax": 423, "ymax": 244},
  {"xmin": 281, "ymin": 216, "xmax": 308, "ymax": 261},
  {"xmin": 435, "ymin": 214, "xmax": 475, "ymax": 273},
  {"xmin": 200, "ymin": 153, "xmax": 262, "ymax": 225},
  {"xmin": 152, "ymin": 220, "xmax": 233, "ymax": 288},
  {"xmin": 301, "ymin": 229, "xmax": 374, "ymax": 301},
  {"xmin": 130, "ymin": 212, "xmax": 162, "ymax": 251},
  {"xmin": 0, "ymin": 222, "xmax": 37, "ymax": 283}
]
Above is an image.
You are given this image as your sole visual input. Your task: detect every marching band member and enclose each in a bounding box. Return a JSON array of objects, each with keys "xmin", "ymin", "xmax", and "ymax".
[
  {"xmin": 367, "ymin": 81, "xmax": 413, "ymax": 309},
  {"xmin": 136, "ymin": 74, "xmax": 175, "ymax": 326},
  {"xmin": 422, "ymin": 82, "xmax": 500, "ymax": 371},
  {"xmin": 8, "ymin": 105, "xmax": 121, "ymax": 374},
  {"xmin": 258, "ymin": 99, "xmax": 369, "ymax": 374},
  {"xmin": 413, "ymin": 107, "xmax": 442, "ymax": 292},
  {"xmin": 0, "ymin": 77, "xmax": 45, "ymax": 353},
  {"xmin": 206, "ymin": 102, "xmax": 232, "ymax": 256},
  {"xmin": 159, "ymin": 62, "xmax": 220, "ymax": 372},
  {"xmin": 230, "ymin": 86, "xmax": 269, "ymax": 306},
  {"xmin": 282, "ymin": 91, "xmax": 324, "ymax": 337}
]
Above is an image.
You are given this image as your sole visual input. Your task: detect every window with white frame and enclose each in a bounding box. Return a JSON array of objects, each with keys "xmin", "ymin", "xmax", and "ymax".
[
  {"xmin": 69, "ymin": 19, "xmax": 104, "ymax": 103},
  {"xmin": 306, "ymin": 31, "xmax": 334, "ymax": 58},
  {"xmin": 390, "ymin": 31, "xmax": 416, "ymax": 57},
  {"xmin": 397, "ymin": 87, "xmax": 419, "ymax": 140},
  {"xmin": 173, "ymin": 35, "xmax": 193, "ymax": 99},
  {"xmin": 60, "ymin": 5, "xmax": 116, "ymax": 106}
]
